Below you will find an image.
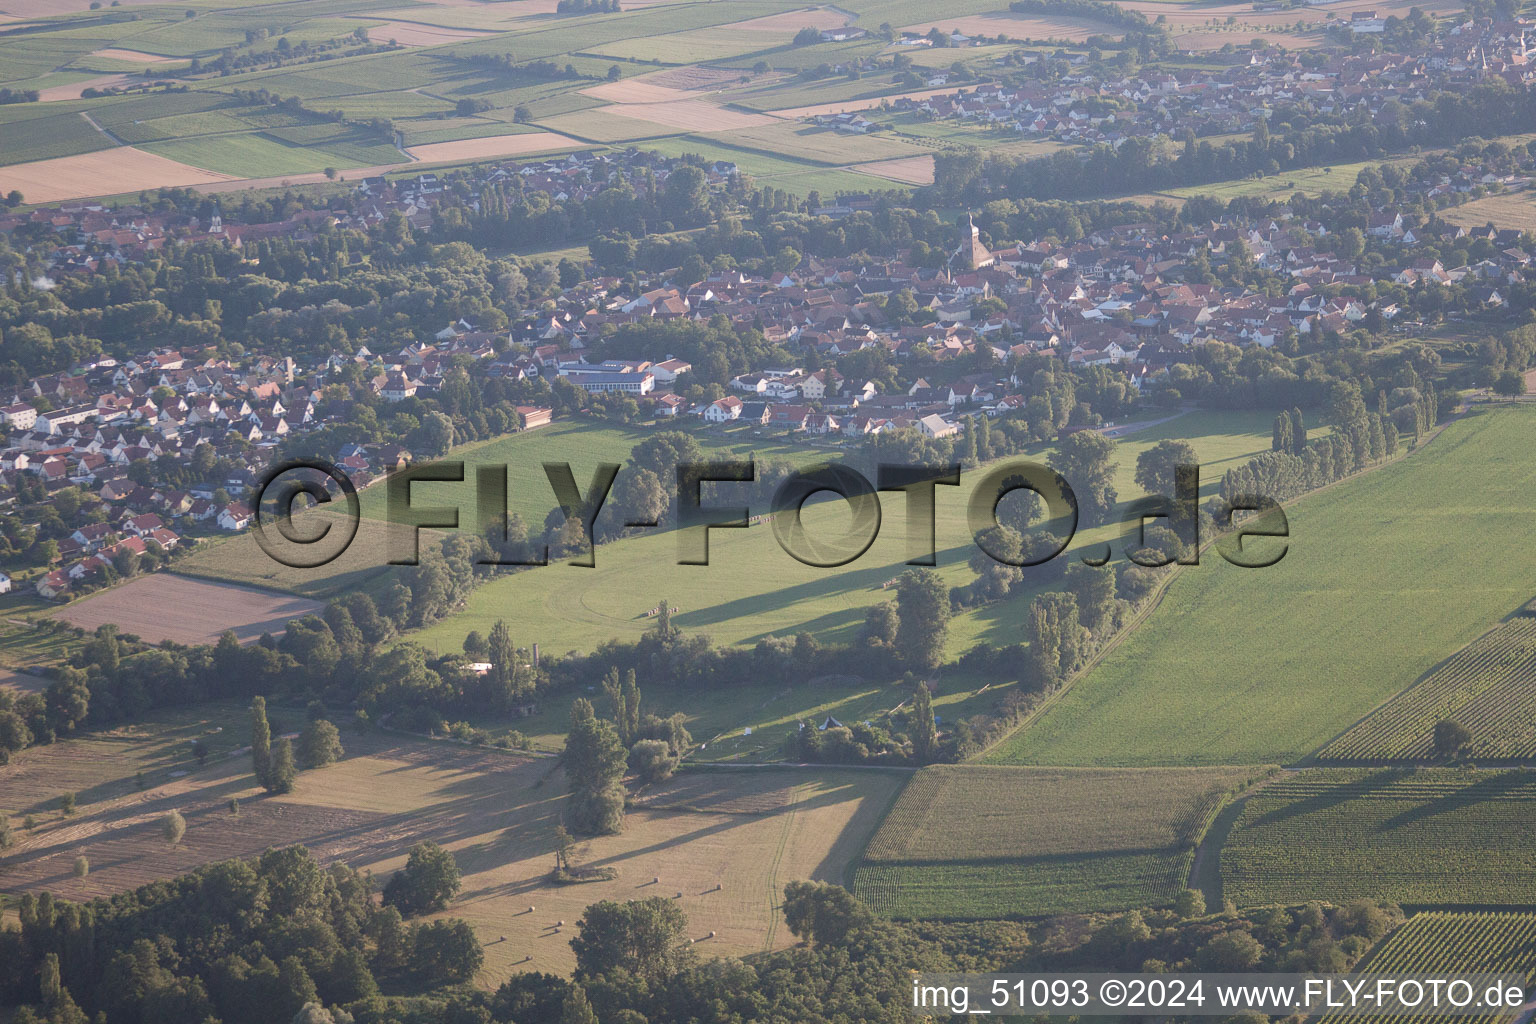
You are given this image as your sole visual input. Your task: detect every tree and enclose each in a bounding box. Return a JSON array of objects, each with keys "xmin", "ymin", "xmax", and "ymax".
[
  {"xmin": 910, "ymin": 682, "xmax": 938, "ymax": 763},
  {"xmin": 1134, "ymin": 439, "xmax": 1198, "ymax": 498},
  {"xmin": 895, "ymin": 569, "xmax": 950, "ymax": 672},
  {"xmin": 1433, "ymin": 719, "xmax": 1473, "ymax": 760},
  {"xmin": 58, "ymin": 792, "xmax": 74, "ymax": 816},
  {"xmin": 563, "ymin": 698, "xmax": 627, "ymax": 835},
  {"xmin": 629, "ymin": 738, "xmax": 677, "ymax": 785},
  {"xmin": 1289, "ymin": 407, "xmax": 1307, "ymax": 454},
  {"xmin": 968, "ymin": 525, "xmax": 1023, "ymax": 601},
  {"xmin": 486, "ymin": 619, "xmax": 525, "ymax": 709},
  {"xmin": 1493, "ymin": 369, "xmax": 1527, "ymax": 397},
  {"xmin": 162, "ymin": 809, "xmax": 186, "ymax": 846},
  {"xmin": 385, "ymin": 840, "xmax": 462, "ymax": 916},
  {"xmin": 860, "ymin": 601, "xmax": 898, "ymax": 647},
  {"xmin": 1051, "ymin": 430, "xmax": 1118, "ymax": 524},
  {"xmin": 1027, "ymin": 592, "xmax": 1086, "ymax": 686},
  {"xmin": 298, "ymin": 719, "xmax": 344, "ymax": 769},
  {"xmin": 0, "ymin": 813, "xmax": 11, "ymax": 850},
  {"xmin": 782, "ymin": 881, "xmax": 873, "ymax": 946},
  {"xmin": 411, "ymin": 411, "xmax": 454, "ymax": 457},
  {"xmin": 268, "ymin": 737, "xmax": 297, "ymax": 794},
  {"xmin": 407, "ymin": 919, "xmax": 483, "ymax": 984},
  {"xmin": 251, "ymin": 696, "xmax": 272, "ymax": 788},
  {"xmin": 560, "ymin": 983, "xmax": 600, "ymax": 1024},
  {"xmin": 40, "ymin": 953, "xmax": 61, "ymax": 1007},
  {"xmin": 1064, "ymin": 562, "xmax": 1117, "ymax": 636},
  {"xmin": 1272, "ymin": 412, "xmax": 1294, "ymax": 452},
  {"xmin": 1174, "ymin": 888, "xmax": 1206, "ymax": 918},
  {"xmin": 73, "ymin": 855, "xmax": 89, "ymax": 878},
  {"xmin": 1197, "ymin": 930, "xmax": 1263, "ymax": 971},
  {"xmin": 570, "ymin": 897, "xmax": 694, "ymax": 980}
]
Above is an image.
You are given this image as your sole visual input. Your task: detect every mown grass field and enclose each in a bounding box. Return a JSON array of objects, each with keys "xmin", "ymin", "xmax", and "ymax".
[
  {"xmin": 1319, "ymin": 617, "xmax": 1536, "ymax": 763},
  {"xmin": 1154, "ymin": 155, "xmax": 1425, "ymax": 202},
  {"xmin": 851, "ymin": 765, "xmax": 1264, "ymax": 918},
  {"xmin": 1221, "ymin": 768, "xmax": 1536, "ymax": 907},
  {"xmin": 990, "ymin": 407, "xmax": 1536, "ymax": 767},
  {"xmin": 1, "ymin": 707, "xmax": 902, "ymax": 982},
  {"xmin": 1320, "ymin": 912, "xmax": 1536, "ymax": 1024}
]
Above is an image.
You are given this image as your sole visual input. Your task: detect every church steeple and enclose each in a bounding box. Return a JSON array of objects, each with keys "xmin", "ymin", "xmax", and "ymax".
[{"xmin": 962, "ymin": 212, "xmax": 994, "ymax": 270}]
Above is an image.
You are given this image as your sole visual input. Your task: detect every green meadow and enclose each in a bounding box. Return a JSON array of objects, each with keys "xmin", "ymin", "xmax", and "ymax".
[{"xmin": 400, "ymin": 409, "xmax": 1277, "ymax": 659}]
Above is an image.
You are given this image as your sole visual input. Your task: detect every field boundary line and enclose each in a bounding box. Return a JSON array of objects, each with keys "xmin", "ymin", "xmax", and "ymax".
[
  {"xmin": 1302, "ymin": 614, "xmax": 1536, "ymax": 768},
  {"xmin": 972, "ymin": 410, "xmax": 1469, "ymax": 766}
]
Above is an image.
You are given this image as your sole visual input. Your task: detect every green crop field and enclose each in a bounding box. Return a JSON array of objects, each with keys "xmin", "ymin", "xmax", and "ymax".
[
  {"xmin": 852, "ymin": 765, "xmax": 1264, "ymax": 918},
  {"xmin": 1320, "ymin": 618, "xmax": 1536, "ymax": 763},
  {"xmin": 587, "ymin": 25, "xmax": 789, "ymax": 64},
  {"xmin": 989, "ymin": 407, "xmax": 1536, "ymax": 768},
  {"xmin": 1321, "ymin": 912, "xmax": 1536, "ymax": 1024},
  {"xmin": 1221, "ymin": 768, "xmax": 1536, "ymax": 907},
  {"xmin": 0, "ymin": 111, "xmax": 113, "ymax": 166},
  {"xmin": 702, "ymin": 122, "xmax": 925, "ymax": 165},
  {"xmin": 142, "ymin": 130, "xmax": 397, "ymax": 176}
]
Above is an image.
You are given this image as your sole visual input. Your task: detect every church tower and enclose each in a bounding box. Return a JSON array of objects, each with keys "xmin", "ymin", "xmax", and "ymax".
[{"xmin": 962, "ymin": 212, "xmax": 994, "ymax": 270}]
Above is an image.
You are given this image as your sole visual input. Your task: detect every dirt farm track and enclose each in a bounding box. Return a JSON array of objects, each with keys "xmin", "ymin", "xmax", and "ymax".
[{"xmin": 52, "ymin": 573, "xmax": 323, "ymax": 645}]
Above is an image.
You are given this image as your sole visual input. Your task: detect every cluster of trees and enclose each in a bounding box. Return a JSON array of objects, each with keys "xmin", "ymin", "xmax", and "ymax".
[
  {"xmin": 931, "ymin": 79, "xmax": 1536, "ymax": 206},
  {"xmin": 0, "ymin": 87, "xmax": 39, "ymax": 104},
  {"xmin": 560, "ymin": 667, "xmax": 693, "ymax": 836},
  {"xmin": 1224, "ymin": 381, "xmax": 1425, "ymax": 507},
  {"xmin": 0, "ymin": 847, "xmax": 481, "ymax": 1024},
  {"xmin": 190, "ymin": 26, "xmax": 381, "ymax": 77}
]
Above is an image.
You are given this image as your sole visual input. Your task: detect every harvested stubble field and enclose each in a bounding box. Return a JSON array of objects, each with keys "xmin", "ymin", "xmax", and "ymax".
[
  {"xmin": 1319, "ymin": 912, "xmax": 1536, "ymax": 1024},
  {"xmin": 851, "ymin": 154, "xmax": 934, "ymax": 184},
  {"xmin": 355, "ymin": 18, "xmax": 499, "ymax": 45},
  {"xmin": 0, "ymin": 722, "xmax": 903, "ymax": 982},
  {"xmin": 0, "ymin": 146, "xmax": 235, "ymax": 203},
  {"xmin": 405, "ymin": 130, "xmax": 585, "ymax": 161},
  {"xmin": 53, "ymin": 573, "xmax": 325, "ymax": 645},
  {"xmin": 1319, "ymin": 617, "xmax": 1536, "ymax": 762},
  {"xmin": 1438, "ymin": 191, "xmax": 1536, "ymax": 232},
  {"xmin": 0, "ymin": 668, "xmax": 48, "ymax": 695},
  {"xmin": 1221, "ymin": 768, "xmax": 1536, "ymax": 907},
  {"xmin": 604, "ymin": 99, "xmax": 774, "ymax": 132},
  {"xmin": 88, "ymin": 47, "xmax": 178, "ymax": 64},
  {"xmin": 852, "ymin": 765, "xmax": 1265, "ymax": 919}
]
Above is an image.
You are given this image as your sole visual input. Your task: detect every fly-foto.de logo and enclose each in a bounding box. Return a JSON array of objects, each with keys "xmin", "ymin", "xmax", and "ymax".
[{"xmin": 249, "ymin": 458, "xmax": 1288, "ymax": 572}]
